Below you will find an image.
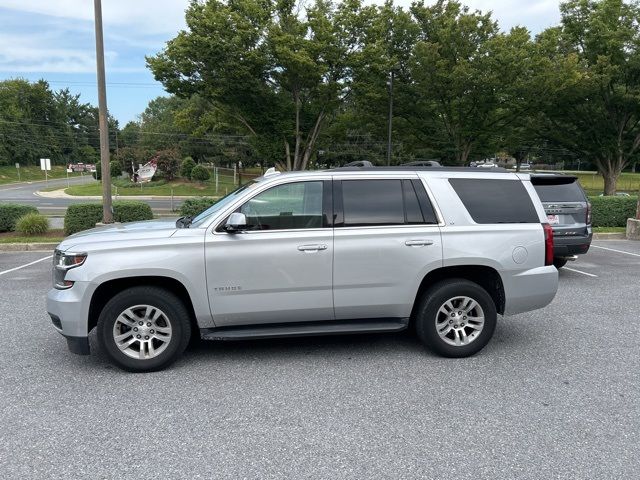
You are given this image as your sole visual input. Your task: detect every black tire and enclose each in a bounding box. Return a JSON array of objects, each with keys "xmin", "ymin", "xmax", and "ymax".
[
  {"xmin": 553, "ymin": 257, "xmax": 568, "ymax": 269},
  {"xmin": 97, "ymin": 286, "xmax": 192, "ymax": 372},
  {"xmin": 415, "ymin": 279, "xmax": 497, "ymax": 358}
]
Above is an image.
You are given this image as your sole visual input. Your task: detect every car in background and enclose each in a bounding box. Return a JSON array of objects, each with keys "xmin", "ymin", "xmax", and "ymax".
[
  {"xmin": 598, "ymin": 192, "xmax": 631, "ymax": 197},
  {"xmin": 401, "ymin": 160, "xmax": 442, "ymax": 167},
  {"xmin": 531, "ymin": 174, "xmax": 592, "ymax": 269}
]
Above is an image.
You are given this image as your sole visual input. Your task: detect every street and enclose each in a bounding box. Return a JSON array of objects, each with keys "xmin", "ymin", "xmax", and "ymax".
[
  {"xmin": 0, "ymin": 241, "xmax": 638, "ymax": 478},
  {"xmin": 0, "ymin": 177, "xmax": 181, "ymax": 215}
]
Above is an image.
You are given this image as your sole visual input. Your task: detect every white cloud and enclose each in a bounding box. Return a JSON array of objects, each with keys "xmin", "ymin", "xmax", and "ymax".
[{"xmin": 0, "ymin": 0, "xmax": 188, "ymax": 35}]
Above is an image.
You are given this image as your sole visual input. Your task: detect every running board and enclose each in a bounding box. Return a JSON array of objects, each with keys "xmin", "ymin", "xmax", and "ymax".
[{"xmin": 200, "ymin": 318, "xmax": 409, "ymax": 341}]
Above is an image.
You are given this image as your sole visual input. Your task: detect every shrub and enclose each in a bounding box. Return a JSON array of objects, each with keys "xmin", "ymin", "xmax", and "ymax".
[
  {"xmin": 109, "ymin": 160, "xmax": 122, "ymax": 177},
  {"xmin": 156, "ymin": 149, "xmax": 180, "ymax": 180},
  {"xmin": 179, "ymin": 197, "xmax": 217, "ymax": 217},
  {"xmin": 15, "ymin": 213, "xmax": 49, "ymax": 236},
  {"xmin": 191, "ymin": 164, "xmax": 210, "ymax": 182},
  {"xmin": 64, "ymin": 201, "xmax": 154, "ymax": 235},
  {"xmin": 588, "ymin": 195, "xmax": 638, "ymax": 227},
  {"xmin": 114, "ymin": 201, "xmax": 153, "ymax": 223},
  {"xmin": 0, "ymin": 204, "xmax": 38, "ymax": 232},
  {"xmin": 180, "ymin": 157, "xmax": 197, "ymax": 178}
]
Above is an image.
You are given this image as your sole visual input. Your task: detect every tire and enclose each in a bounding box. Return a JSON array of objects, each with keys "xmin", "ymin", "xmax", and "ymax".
[
  {"xmin": 415, "ymin": 279, "xmax": 497, "ymax": 358},
  {"xmin": 553, "ymin": 257, "xmax": 568, "ymax": 269},
  {"xmin": 97, "ymin": 286, "xmax": 192, "ymax": 372}
]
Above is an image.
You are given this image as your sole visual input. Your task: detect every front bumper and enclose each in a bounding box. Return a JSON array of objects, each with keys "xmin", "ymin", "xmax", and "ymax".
[
  {"xmin": 47, "ymin": 281, "xmax": 93, "ymax": 355},
  {"xmin": 553, "ymin": 233, "xmax": 592, "ymax": 257}
]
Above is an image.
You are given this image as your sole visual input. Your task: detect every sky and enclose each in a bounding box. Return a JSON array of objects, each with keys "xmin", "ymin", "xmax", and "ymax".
[{"xmin": 0, "ymin": 0, "xmax": 562, "ymax": 125}]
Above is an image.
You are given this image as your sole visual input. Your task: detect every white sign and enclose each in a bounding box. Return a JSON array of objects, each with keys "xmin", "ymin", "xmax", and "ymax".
[
  {"xmin": 40, "ymin": 158, "xmax": 51, "ymax": 171},
  {"xmin": 15, "ymin": 163, "xmax": 19, "ymax": 169}
]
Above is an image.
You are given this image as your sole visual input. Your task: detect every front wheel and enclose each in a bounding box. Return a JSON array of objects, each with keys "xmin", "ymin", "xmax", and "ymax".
[
  {"xmin": 97, "ymin": 286, "xmax": 192, "ymax": 372},
  {"xmin": 415, "ymin": 279, "xmax": 497, "ymax": 358}
]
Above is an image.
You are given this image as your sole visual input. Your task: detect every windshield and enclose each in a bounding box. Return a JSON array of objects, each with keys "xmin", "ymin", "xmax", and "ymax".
[{"xmin": 190, "ymin": 181, "xmax": 260, "ymax": 227}]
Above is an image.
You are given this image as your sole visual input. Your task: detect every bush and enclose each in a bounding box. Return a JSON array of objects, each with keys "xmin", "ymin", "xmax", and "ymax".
[
  {"xmin": 588, "ymin": 195, "xmax": 638, "ymax": 227},
  {"xmin": 15, "ymin": 213, "xmax": 49, "ymax": 236},
  {"xmin": 0, "ymin": 204, "xmax": 38, "ymax": 232},
  {"xmin": 64, "ymin": 201, "xmax": 154, "ymax": 235},
  {"xmin": 156, "ymin": 149, "xmax": 180, "ymax": 180},
  {"xmin": 110, "ymin": 160, "xmax": 122, "ymax": 177},
  {"xmin": 179, "ymin": 197, "xmax": 218, "ymax": 217},
  {"xmin": 191, "ymin": 164, "xmax": 210, "ymax": 182},
  {"xmin": 180, "ymin": 157, "xmax": 196, "ymax": 178}
]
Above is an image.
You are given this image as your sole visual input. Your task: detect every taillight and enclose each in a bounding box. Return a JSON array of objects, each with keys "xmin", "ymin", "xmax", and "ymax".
[
  {"xmin": 543, "ymin": 223, "xmax": 554, "ymax": 266},
  {"xmin": 586, "ymin": 202, "xmax": 592, "ymax": 225}
]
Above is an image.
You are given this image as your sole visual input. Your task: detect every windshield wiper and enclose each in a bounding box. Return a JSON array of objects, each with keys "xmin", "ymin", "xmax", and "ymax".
[{"xmin": 176, "ymin": 216, "xmax": 193, "ymax": 228}]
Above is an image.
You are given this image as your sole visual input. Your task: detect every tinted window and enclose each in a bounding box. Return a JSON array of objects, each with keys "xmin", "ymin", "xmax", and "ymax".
[
  {"xmin": 403, "ymin": 180, "xmax": 424, "ymax": 224},
  {"xmin": 533, "ymin": 182, "xmax": 586, "ymax": 202},
  {"xmin": 239, "ymin": 181, "xmax": 324, "ymax": 230},
  {"xmin": 342, "ymin": 180, "xmax": 405, "ymax": 226},
  {"xmin": 449, "ymin": 178, "xmax": 539, "ymax": 224}
]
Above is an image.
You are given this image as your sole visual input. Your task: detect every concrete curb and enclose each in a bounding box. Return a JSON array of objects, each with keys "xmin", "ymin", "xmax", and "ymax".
[
  {"xmin": 0, "ymin": 243, "xmax": 57, "ymax": 252},
  {"xmin": 35, "ymin": 189, "xmax": 218, "ymax": 201},
  {"xmin": 592, "ymin": 232, "xmax": 626, "ymax": 240}
]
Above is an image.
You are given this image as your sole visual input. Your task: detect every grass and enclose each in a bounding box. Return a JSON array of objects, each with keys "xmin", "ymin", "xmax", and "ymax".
[
  {"xmin": 562, "ymin": 171, "xmax": 640, "ymax": 195},
  {"xmin": 0, "ymin": 229, "xmax": 64, "ymax": 244},
  {"xmin": 593, "ymin": 226, "xmax": 626, "ymax": 233},
  {"xmin": 0, "ymin": 165, "xmax": 84, "ymax": 185},
  {"xmin": 63, "ymin": 177, "xmax": 240, "ymax": 197}
]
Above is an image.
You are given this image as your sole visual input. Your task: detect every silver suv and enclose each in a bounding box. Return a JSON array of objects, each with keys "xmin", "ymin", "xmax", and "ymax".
[{"xmin": 47, "ymin": 168, "xmax": 558, "ymax": 372}]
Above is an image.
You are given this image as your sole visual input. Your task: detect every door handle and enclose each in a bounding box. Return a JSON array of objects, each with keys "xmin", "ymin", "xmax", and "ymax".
[
  {"xmin": 297, "ymin": 244, "xmax": 328, "ymax": 252},
  {"xmin": 405, "ymin": 239, "xmax": 434, "ymax": 247}
]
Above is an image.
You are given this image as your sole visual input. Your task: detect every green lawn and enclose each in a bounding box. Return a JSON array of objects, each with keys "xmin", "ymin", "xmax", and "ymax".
[
  {"xmin": 593, "ymin": 226, "xmax": 626, "ymax": 233},
  {"xmin": 564, "ymin": 171, "xmax": 640, "ymax": 195},
  {"xmin": 63, "ymin": 178, "xmax": 237, "ymax": 197},
  {"xmin": 0, "ymin": 165, "xmax": 85, "ymax": 185},
  {"xmin": 0, "ymin": 229, "xmax": 65, "ymax": 244}
]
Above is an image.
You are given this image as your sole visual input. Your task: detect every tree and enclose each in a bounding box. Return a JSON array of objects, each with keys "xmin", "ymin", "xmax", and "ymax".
[
  {"xmin": 537, "ymin": 0, "xmax": 640, "ymax": 194},
  {"xmin": 147, "ymin": 0, "xmax": 358, "ymax": 170},
  {"xmin": 155, "ymin": 149, "xmax": 180, "ymax": 180}
]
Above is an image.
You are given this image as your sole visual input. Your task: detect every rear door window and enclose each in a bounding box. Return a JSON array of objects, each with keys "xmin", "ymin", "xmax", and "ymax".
[{"xmin": 449, "ymin": 178, "xmax": 539, "ymax": 224}]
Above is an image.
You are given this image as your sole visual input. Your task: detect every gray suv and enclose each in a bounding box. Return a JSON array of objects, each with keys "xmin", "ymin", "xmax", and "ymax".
[
  {"xmin": 47, "ymin": 168, "xmax": 558, "ymax": 372},
  {"xmin": 531, "ymin": 174, "xmax": 592, "ymax": 268}
]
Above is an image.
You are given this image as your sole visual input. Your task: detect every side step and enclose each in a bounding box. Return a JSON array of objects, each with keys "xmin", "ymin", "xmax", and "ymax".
[{"xmin": 200, "ymin": 318, "xmax": 409, "ymax": 341}]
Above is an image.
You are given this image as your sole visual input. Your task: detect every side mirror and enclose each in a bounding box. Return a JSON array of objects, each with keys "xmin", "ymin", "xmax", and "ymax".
[{"xmin": 224, "ymin": 212, "xmax": 248, "ymax": 233}]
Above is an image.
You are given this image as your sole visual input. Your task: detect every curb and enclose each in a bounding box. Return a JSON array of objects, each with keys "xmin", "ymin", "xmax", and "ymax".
[
  {"xmin": 0, "ymin": 243, "xmax": 58, "ymax": 252},
  {"xmin": 592, "ymin": 232, "xmax": 626, "ymax": 240},
  {"xmin": 35, "ymin": 189, "xmax": 219, "ymax": 201}
]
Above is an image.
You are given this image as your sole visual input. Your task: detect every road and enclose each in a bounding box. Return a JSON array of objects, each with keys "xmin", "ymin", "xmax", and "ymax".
[
  {"xmin": 0, "ymin": 177, "xmax": 181, "ymax": 215},
  {"xmin": 0, "ymin": 241, "xmax": 638, "ymax": 478}
]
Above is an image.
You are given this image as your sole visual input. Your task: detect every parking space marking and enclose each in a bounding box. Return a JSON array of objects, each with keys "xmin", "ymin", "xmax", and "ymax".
[
  {"xmin": 0, "ymin": 255, "xmax": 52, "ymax": 277},
  {"xmin": 591, "ymin": 245, "xmax": 640, "ymax": 258},
  {"xmin": 563, "ymin": 266, "xmax": 598, "ymax": 277}
]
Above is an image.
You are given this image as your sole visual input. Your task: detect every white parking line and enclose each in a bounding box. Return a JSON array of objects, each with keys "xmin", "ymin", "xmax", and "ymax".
[
  {"xmin": 0, "ymin": 255, "xmax": 53, "ymax": 277},
  {"xmin": 591, "ymin": 245, "xmax": 640, "ymax": 258},
  {"xmin": 563, "ymin": 267, "xmax": 598, "ymax": 277}
]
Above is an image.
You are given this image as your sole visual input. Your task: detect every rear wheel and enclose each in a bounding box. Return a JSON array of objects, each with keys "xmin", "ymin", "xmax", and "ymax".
[
  {"xmin": 97, "ymin": 286, "xmax": 191, "ymax": 372},
  {"xmin": 553, "ymin": 257, "xmax": 568, "ymax": 269},
  {"xmin": 415, "ymin": 279, "xmax": 497, "ymax": 358}
]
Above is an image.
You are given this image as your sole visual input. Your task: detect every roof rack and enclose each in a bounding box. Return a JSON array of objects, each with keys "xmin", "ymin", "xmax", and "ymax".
[{"xmin": 329, "ymin": 166, "xmax": 509, "ymax": 173}]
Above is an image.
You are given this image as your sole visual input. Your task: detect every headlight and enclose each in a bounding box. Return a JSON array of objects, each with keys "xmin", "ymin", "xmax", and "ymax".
[{"xmin": 53, "ymin": 250, "xmax": 87, "ymax": 289}]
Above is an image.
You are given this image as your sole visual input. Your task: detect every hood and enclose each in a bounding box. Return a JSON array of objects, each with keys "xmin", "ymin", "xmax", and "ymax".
[{"xmin": 57, "ymin": 218, "xmax": 179, "ymax": 252}]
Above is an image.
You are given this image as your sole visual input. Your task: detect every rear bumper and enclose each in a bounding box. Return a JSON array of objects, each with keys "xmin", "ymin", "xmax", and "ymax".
[
  {"xmin": 553, "ymin": 233, "xmax": 592, "ymax": 257},
  {"xmin": 503, "ymin": 266, "xmax": 558, "ymax": 315}
]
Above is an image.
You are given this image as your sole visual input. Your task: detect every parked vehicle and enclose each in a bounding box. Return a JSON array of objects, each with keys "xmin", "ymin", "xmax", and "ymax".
[
  {"xmin": 401, "ymin": 160, "xmax": 441, "ymax": 167},
  {"xmin": 476, "ymin": 162, "xmax": 497, "ymax": 168},
  {"xmin": 48, "ymin": 167, "xmax": 558, "ymax": 372},
  {"xmin": 531, "ymin": 174, "xmax": 592, "ymax": 268}
]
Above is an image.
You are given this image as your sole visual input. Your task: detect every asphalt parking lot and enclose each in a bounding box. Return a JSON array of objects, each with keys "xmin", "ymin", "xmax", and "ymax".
[{"xmin": 0, "ymin": 242, "xmax": 639, "ymax": 479}]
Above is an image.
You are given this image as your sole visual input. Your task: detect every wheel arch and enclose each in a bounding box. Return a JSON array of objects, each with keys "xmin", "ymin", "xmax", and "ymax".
[
  {"xmin": 410, "ymin": 265, "xmax": 505, "ymax": 321},
  {"xmin": 88, "ymin": 276, "xmax": 198, "ymax": 336}
]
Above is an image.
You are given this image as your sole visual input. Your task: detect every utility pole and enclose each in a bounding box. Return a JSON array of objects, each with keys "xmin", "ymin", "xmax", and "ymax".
[
  {"xmin": 386, "ymin": 70, "xmax": 394, "ymax": 166},
  {"xmin": 93, "ymin": 0, "xmax": 113, "ymax": 223}
]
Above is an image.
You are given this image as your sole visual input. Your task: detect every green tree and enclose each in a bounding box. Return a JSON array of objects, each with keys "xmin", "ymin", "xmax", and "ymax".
[
  {"xmin": 148, "ymin": 0, "xmax": 359, "ymax": 170},
  {"xmin": 535, "ymin": 0, "xmax": 640, "ymax": 194}
]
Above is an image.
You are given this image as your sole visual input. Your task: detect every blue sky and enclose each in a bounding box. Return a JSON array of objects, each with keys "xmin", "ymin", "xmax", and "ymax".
[{"xmin": 0, "ymin": 0, "xmax": 561, "ymax": 126}]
